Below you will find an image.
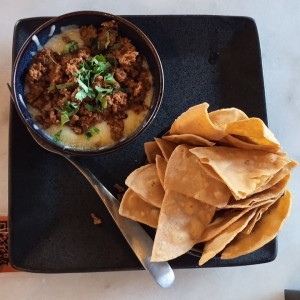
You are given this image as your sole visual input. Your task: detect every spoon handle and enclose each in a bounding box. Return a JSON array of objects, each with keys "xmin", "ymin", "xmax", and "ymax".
[{"xmin": 65, "ymin": 155, "xmax": 175, "ymax": 288}]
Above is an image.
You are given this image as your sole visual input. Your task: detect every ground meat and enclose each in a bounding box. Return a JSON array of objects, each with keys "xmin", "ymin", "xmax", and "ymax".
[
  {"xmin": 107, "ymin": 117, "xmax": 125, "ymax": 141},
  {"xmin": 114, "ymin": 68, "xmax": 127, "ymax": 82},
  {"xmin": 80, "ymin": 25, "xmax": 97, "ymax": 46},
  {"xmin": 28, "ymin": 62, "xmax": 45, "ymax": 81},
  {"xmin": 97, "ymin": 20, "xmax": 119, "ymax": 50},
  {"xmin": 25, "ymin": 21, "xmax": 152, "ymax": 143},
  {"xmin": 107, "ymin": 92, "xmax": 127, "ymax": 113},
  {"xmin": 112, "ymin": 37, "xmax": 139, "ymax": 66}
]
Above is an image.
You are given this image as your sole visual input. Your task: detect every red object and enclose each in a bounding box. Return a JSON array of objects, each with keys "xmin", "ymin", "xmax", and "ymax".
[{"xmin": 0, "ymin": 216, "xmax": 18, "ymax": 272}]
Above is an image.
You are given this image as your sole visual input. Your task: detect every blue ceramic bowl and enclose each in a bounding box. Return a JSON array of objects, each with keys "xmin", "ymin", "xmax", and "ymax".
[{"xmin": 11, "ymin": 11, "xmax": 164, "ymax": 155}]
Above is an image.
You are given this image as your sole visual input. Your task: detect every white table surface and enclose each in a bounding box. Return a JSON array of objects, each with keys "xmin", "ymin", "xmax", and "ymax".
[{"xmin": 1, "ymin": 1, "xmax": 299, "ymax": 299}]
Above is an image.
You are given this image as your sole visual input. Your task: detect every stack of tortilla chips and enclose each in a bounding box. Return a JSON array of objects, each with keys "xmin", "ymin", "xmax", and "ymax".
[{"xmin": 119, "ymin": 102, "xmax": 297, "ymax": 265}]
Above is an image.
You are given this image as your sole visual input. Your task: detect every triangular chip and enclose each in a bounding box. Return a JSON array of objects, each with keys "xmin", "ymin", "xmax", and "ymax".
[
  {"xmin": 221, "ymin": 134, "xmax": 280, "ymax": 153},
  {"xmin": 155, "ymin": 155, "xmax": 167, "ymax": 186},
  {"xmin": 209, "ymin": 107, "xmax": 248, "ymax": 129},
  {"xmin": 164, "ymin": 145, "xmax": 231, "ymax": 208},
  {"xmin": 225, "ymin": 118, "xmax": 281, "ymax": 151},
  {"xmin": 119, "ymin": 188, "xmax": 160, "ymax": 228},
  {"xmin": 199, "ymin": 209, "xmax": 256, "ymax": 265},
  {"xmin": 200, "ymin": 196, "xmax": 275, "ymax": 243},
  {"xmin": 170, "ymin": 102, "xmax": 225, "ymax": 140},
  {"xmin": 199, "ymin": 209, "xmax": 251, "ymax": 243},
  {"xmin": 198, "ymin": 163, "xmax": 224, "ymax": 183},
  {"xmin": 221, "ymin": 190, "xmax": 292, "ymax": 259},
  {"xmin": 162, "ymin": 133, "xmax": 215, "ymax": 147},
  {"xmin": 151, "ymin": 190, "xmax": 215, "ymax": 262},
  {"xmin": 242, "ymin": 200, "xmax": 277, "ymax": 235},
  {"xmin": 144, "ymin": 140, "xmax": 162, "ymax": 163},
  {"xmin": 225, "ymin": 174, "xmax": 290, "ymax": 209},
  {"xmin": 154, "ymin": 138, "xmax": 177, "ymax": 160},
  {"xmin": 190, "ymin": 146, "xmax": 291, "ymax": 200},
  {"xmin": 125, "ymin": 164, "xmax": 164, "ymax": 208},
  {"xmin": 254, "ymin": 160, "xmax": 297, "ymax": 194}
]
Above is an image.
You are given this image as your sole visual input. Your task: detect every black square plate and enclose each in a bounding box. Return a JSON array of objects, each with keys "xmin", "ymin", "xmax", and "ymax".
[{"xmin": 9, "ymin": 15, "xmax": 276, "ymax": 272}]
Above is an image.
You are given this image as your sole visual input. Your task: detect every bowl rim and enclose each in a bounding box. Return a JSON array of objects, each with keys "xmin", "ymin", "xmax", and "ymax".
[{"xmin": 11, "ymin": 10, "xmax": 164, "ymax": 155}]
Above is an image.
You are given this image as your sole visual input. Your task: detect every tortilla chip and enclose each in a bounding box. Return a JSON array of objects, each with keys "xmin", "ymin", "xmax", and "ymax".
[
  {"xmin": 163, "ymin": 133, "xmax": 215, "ymax": 147},
  {"xmin": 198, "ymin": 163, "xmax": 224, "ymax": 183},
  {"xmin": 190, "ymin": 146, "xmax": 291, "ymax": 200},
  {"xmin": 225, "ymin": 118, "xmax": 281, "ymax": 151},
  {"xmin": 119, "ymin": 188, "xmax": 160, "ymax": 228},
  {"xmin": 155, "ymin": 155, "xmax": 167, "ymax": 186},
  {"xmin": 164, "ymin": 145, "xmax": 231, "ymax": 208},
  {"xmin": 225, "ymin": 174, "xmax": 290, "ymax": 209},
  {"xmin": 170, "ymin": 102, "xmax": 225, "ymax": 140},
  {"xmin": 242, "ymin": 200, "xmax": 277, "ymax": 235},
  {"xmin": 144, "ymin": 141, "xmax": 162, "ymax": 163},
  {"xmin": 221, "ymin": 134, "xmax": 280, "ymax": 152},
  {"xmin": 199, "ymin": 209, "xmax": 256, "ymax": 265},
  {"xmin": 125, "ymin": 164, "xmax": 164, "ymax": 208},
  {"xmin": 154, "ymin": 138, "xmax": 177, "ymax": 160},
  {"xmin": 120, "ymin": 102, "xmax": 297, "ymax": 264},
  {"xmin": 209, "ymin": 107, "xmax": 248, "ymax": 129},
  {"xmin": 254, "ymin": 160, "xmax": 297, "ymax": 194},
  {"xmin": 221, "ymin": 190, "xmax": 292, "ymax": 259},
  {"xmin": 199, "ymin": 209, "xmax": 251, "ymax": 243},
  {"xmin": 151, "ymin": 190, "xmax": 215, "ymax": 262},
  {"xmin": 200, "ymin": 196, "xmax": 275, "ymax": 243}
]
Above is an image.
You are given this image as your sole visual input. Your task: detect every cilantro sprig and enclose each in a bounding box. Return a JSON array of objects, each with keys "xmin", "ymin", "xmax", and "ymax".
[
  {"xmin": 72, "ymin": 54, "xmax": 117, "ymax": 108},
  {"xmin": 52, "ymin": 51, "xmax": 119, "ymax": 142},
  {"xmin": 55, "ymin": 101, "xmax": 79, "ymax": 126},
  {"xmin": 62, "ymin": 40, "xmax": 79, "ymax": 54},
  {"xmin": 54, "ymin": 101, "xmax": 79, "ymax": 142},
  {"xmin": 54, "ymin": 130, "xmax": 62, "ymax": 142},
  {"xmin": 85, "ymin": 126, "xmax": 100, "ymax": 140}
]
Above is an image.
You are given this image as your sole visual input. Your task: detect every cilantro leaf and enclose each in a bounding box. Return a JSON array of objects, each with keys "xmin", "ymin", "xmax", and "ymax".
[
  {"xmin": 72, "ymin": 53, "xmax": 117, "ymax": 102},
  {"xmin": 92, "ymin": 54, "xmax": 106, "ymax": 63},
  {"xmin": 65, "ymin": 101, "xmax": 79, "ymax": 116},
  {"xmin": 105, "ymin": 55, "xmax": 118, "ymax": 66},
  {"xmin": 54, "ymin": 130, "xmax": 62, "ymax": 142},
  {"xmin": 95, "ymin": 86, "xmax": 113, "ymax": 94},
  {"xmin": 104, "ymin": 73, "xmax": 117, "ymax": 86},
  {"xmin": 109, "ymin": 43, "xmax": 121, "ymax": 50},
  {"xmin": 85, "ymin": 127, "xmax": 100, "ymax": 140},
  {"xmin": 85, "ymin": 103, "xmax": 95, "ymax": 112},
  {"xmin": 105, "ymin": 31, "xmax": 110, "ymax": 49},
  {"xmin": 77, "ymin": 77, "xmax": 89, "ymax": 93},
  {"xmin": 60, "ymin": 111, "xmax": 70, "ymax": 126},
  {"xmin": 75, "ymin": 89, "xmax": 87, "ymax": 101},
  {"xmin": 62, "ymin": 40, "xmax": 79, "ymax": 54},
  {"xmin": 100, "ymin": 96, "xmax": 108, "ymax": 109}
]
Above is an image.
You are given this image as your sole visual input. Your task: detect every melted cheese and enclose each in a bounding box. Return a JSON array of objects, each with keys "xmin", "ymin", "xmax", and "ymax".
[
  {"xmin": 44, "ymin": 26, "xmax": 84, "ymax": 54},
  {"xmin": 45, "ymin": 122, "xmax": 114, "ymax": 149},
  {"xmin": 28, "ymin": 26, "xmax": 152, "ymax": 150}
]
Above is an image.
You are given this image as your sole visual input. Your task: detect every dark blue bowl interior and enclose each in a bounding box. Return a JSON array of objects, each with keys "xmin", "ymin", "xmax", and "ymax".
[{"xmin": 12, "ymin": 11, "xmax": 164, "ymax": 155}]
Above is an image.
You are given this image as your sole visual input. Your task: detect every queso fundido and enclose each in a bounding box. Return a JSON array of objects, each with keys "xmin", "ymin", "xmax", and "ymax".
[{"xmin": 25, "ymin": 20, "xmax": 153, "ymax": 149}]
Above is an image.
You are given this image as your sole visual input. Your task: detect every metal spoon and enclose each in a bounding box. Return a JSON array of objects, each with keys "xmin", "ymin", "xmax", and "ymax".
[{"xmin": 8, "ymin": 84, "xmax": 175, "ymax": 288}]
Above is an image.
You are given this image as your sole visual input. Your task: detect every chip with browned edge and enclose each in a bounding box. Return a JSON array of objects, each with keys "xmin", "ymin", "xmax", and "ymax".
[
  {"xmin": 164, "ymin": 145, "xmax": 231, "ymax": 208},
  {"xmin": 119, "ymin": 102, "xmax": 297, "ymax": 266},
  {"xmin": 151, "ymin": 190, "xmax": 215, "ymax": 262},
  {"xmin": 119, "ymin": 188, "xmax": 160, "ymax": 228},
  {"xmin": 221, "ymin": 190, "xmax": 291, "ymax": 259},
  {"xmin": 125, "ymin": 164, "xmax": 164, "ymax": 208},
  {"xmin": 190, "ymin": 146, "xmax": 291, "ymax": 200}
]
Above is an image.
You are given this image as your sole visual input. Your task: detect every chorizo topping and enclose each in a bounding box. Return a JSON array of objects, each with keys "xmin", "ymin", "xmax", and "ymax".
[{"xmin": 25, "ymin": 21, "xmax": 153, "ymax": 147}]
